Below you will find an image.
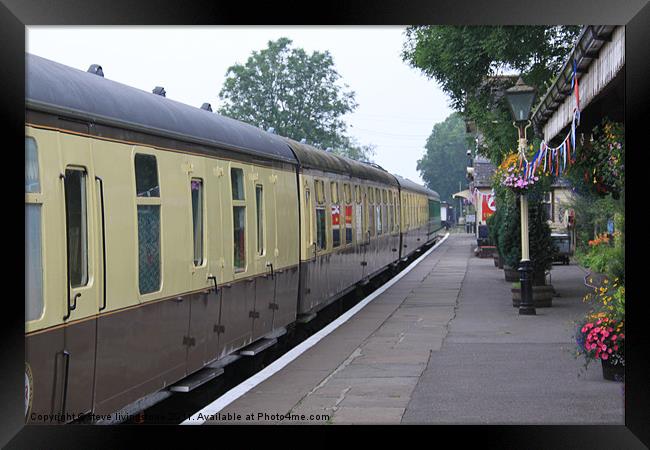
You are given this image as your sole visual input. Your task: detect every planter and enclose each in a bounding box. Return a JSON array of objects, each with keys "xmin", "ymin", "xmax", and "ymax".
[
  {"xmin": 504, "ymin": 265, "xmax": 519, "ymax": 282},
  {"xmin": 497, "ymin": 255, "xmax": 504, "ymax": 269},
  {"xmin": 512, "ymin": 285, "xmax": 554, "ymax": 308},
  {"xmin": 601, "ymin": 359, "xmax": 624, "ymax": 382},
  {"xmin": 533, "ymin": 270, "xmax": 547, "ymax": 286}
]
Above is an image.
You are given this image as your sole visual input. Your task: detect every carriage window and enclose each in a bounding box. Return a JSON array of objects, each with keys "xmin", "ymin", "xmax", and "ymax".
[
  {"xmin": 369, "ymin": 194, "xmax": 375, "ymax": 236},
  {"xmin": 25, "ymin": 204, "xmax": 43, "ymax": 321},
  {"xmin": 368, "ymin": 187, "xmax": 374, "ymax": 204},
  {"xmin": 355, "ymin": 185, "xmax": 361, "ymax": 204},
  {"xmin": 233, "ymin": 206, "xmax": 246, "ymax": 271},
  {"xmin": 344, "ymin": 183, "xmax": 351, "ymax": 204},
  {"xmin": 256, "ymin": 185, "xmax": 264, "ymax": 255},
  {"xmin": 316, "ymin": 207, "xmax": 326, "ymax": 250},
  {"xmin": 332, "ymin": 204, "xmax": 341, "ymax": 248},
  {"xmin": 315, "ymin": 179, "xmax": 325, "ymax": 204},
  {"xmin": 25, "ymin": 137, "xmax": 40, "ymax": 193},
  {"xmin": 231, "ymin": 168, "xmax": 245, "ymax": 200},
  {"xmin": 191, "ymin": 179, "xmax": 204, "ymax": 266},
  {"xmin": 134, "ymin": 154, "xmax": 161, "ymax": 294},
  {"xmin": 138, "ymin": 205, "xmax": 161, "ymax": 294},
  {"xmin": 344, "ymin": 204, "xmax": 352, "ymax": 244},
  {"xmin": 305, "ymin": 188, "xmax": 313, "ymax": 247},
  {"xmin": 330, "ymin": 182, "xmax": 339, "ymax": 204},
  {"xmin": 376, "ymin": 203, "xmax": 382, "ymax": 235},
  {"xmin": 382, "ymin": 189, "xmax": 388, "ymax": 204},
  {"xmin": 64, "ymin": 168, "xmax": 88, "ymax": 288},
  {"xmin": 135, "ymin": 154, "xmax": 160, "ymax": 197}
]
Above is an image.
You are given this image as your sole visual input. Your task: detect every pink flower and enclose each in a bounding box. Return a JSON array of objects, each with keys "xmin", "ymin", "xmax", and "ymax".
[
  {"xmin": 611, "ymin": 335, "xmax": 617, "ymax": 341},
  {"xmin": 602, "ymin": 353, "xmax": 609, "ymax": 360}
]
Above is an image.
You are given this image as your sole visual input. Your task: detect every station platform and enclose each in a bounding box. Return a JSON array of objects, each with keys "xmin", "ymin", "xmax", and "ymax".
[{"xmin": 199, "ymin": 233, "xmax": 624, "ymax": 425}]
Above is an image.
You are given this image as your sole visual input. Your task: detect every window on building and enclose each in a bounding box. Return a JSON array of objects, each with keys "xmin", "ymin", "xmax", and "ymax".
[
  {"xmin": 355, "ymin": 185, "xmax": 361, "ymax": 204},
  {"xmin": 65, "ymin": 167, "xmax": 88, "ymax": 288},
  {"xmin": 191, "ymin": 179, "xmax": 204, "ymax": 266},
  {"xmin": 256, "ymin": 185, "xmax": 264, "ymax": 256},
  {"xmin": 344, "ymin": 183, "xmax": 351, "ymax": 204},
  {"xmin": 135, "ymin": 154, "xmax": 161, "ymax": 294},
  {"xmin": 543, "ymin": 191, "xmax": 553, "ymax": 221}
]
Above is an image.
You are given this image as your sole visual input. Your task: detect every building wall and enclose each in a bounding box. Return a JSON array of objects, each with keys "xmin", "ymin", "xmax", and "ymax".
[{"xmin": 543, "ymin": 26, "xmax": 625, "ymax": 142}]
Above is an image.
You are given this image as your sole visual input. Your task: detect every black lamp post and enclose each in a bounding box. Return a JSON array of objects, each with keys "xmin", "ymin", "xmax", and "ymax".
[{"xmin": 505, "ymin": 77, "xmax": 536, "ymax": 316}]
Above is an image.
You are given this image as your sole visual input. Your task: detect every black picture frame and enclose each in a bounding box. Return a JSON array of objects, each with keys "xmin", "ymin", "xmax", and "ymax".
[{"xmin": 3, "ymin": 0, "xmax": 648, "ymax": 447}]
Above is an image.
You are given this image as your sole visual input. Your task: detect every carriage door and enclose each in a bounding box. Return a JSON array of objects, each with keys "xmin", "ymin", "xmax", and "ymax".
[
  {"xmin": 252, "ymin": 170, "xmax": 277, "ymax": 341},
  {"xmin": 59, "ymin": 125, "xmax": 100, "ymax": 416},
  {"xmin": 361, "ymin": 191, "xmax": 369, "ymax": 279}
]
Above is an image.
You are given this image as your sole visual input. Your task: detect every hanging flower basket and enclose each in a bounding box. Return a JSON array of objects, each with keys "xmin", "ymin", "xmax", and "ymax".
[{"xmin": 496, "ymin": 153, "xmax": 546, "ymax": 195}]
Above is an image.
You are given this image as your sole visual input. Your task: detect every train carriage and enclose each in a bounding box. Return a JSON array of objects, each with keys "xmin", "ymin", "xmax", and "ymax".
[
  {"xmin": 25, "ymin": 54, "xmax": 300, "ymax": 420},
  {"xmin": 285, "ymin": 140, "xmax": 401, "ymax": 317},
  {"xmin": 24, "ymin": 53, "xmax": 444, "ymax": 423},
  {"xmin": 393, "ymin": 175, "xmax": 442, "ymax": 259}
]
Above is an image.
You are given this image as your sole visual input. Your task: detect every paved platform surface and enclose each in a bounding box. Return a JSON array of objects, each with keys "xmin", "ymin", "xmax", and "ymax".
[{"xmin": 206, "ymin": 233, "xmax": 624, "ymax": 425}]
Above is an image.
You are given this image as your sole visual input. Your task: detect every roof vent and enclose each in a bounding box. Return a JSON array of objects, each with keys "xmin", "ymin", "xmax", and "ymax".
[
  {"xmin": 300, "ymin": 138, "xmax": 307, "ymax": 144},
  {"xmin": 325, "ymin": 147, "xmax": 333, "ymax": 153},
  {"xmin": 201, "ymin": 103, "xmax": 213, "ymax": 112},
  {"xmin": 267, "ymin": 127, "xmax": 275, "ymax": 134},
  {"xmin": 87, "ymin": 64, "xmax": 104, "ymax": 77},
  {"xmin": 152, "ymin": 86, "xmax": 166, "ymax": 97}
]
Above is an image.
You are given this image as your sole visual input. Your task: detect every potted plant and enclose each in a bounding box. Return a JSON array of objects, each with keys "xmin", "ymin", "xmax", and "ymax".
[
  {"xmin": 575, "ymin": 278, "xmax": 625, "ymax": 381},
  {"xmin": 496, "ymin": 155, "xmax": 554, "ymax": 295}
]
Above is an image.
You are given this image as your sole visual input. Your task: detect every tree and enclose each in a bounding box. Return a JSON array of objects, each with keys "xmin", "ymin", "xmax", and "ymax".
[
  {"xmin": 218, "ymin": 37, "xmax": 364, "ymax": 157},
  {"xmin": 402, "ymin": 26, "xmax": 581, "ymax": 163},
  {"xmin": 416, "ymin": 112, "xmax": 467, "ymax": 203}
]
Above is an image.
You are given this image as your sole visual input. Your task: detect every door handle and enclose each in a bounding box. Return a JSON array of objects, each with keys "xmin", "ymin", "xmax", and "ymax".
[
  {"xmin": 266, "ymin": 262, "xmax": 274, "ymax": 279},
  {"xmin": 63, "ymin": 293, "xmax": 80, "ymax": 321},
  {"xmin": 208, "ymin": 275, "xmax": 219, "ymax": 294}
]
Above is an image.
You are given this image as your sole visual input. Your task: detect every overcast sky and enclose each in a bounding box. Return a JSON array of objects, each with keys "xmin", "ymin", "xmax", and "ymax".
[{"xmin": 26, "ymin": 26, "xmax": 455, "ymax": 184}]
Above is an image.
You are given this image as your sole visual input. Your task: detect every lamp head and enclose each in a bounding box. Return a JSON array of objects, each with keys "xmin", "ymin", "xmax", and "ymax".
[{"xmin": 505, "ymin": 77, "xmax": 536, "ymax": 123}]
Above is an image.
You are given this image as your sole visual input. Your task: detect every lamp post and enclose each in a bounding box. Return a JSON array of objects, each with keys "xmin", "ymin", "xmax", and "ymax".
[{"xmin": 505, "ymin": 77, "xmax": 536, "ymax": 316}]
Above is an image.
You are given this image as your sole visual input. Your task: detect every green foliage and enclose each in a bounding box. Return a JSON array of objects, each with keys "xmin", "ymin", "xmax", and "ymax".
[
  {"xmin": 416, "ymin": 112, "xmax": 468, "ymax": 202},
  {"xmin": 496, "ymin": 180, "xmax": 554, "ymax": 279},
  {"xmin": 575, "ymin": 231, "xmax": 624, "ymax": 283},
  {"xmin": 402, "ymin": 26, "xmax": 581, "ymax": 163},
  {"xmin": 219, "ymin": 37, "xmax": 370, "ymax": 159},
  {"xmin": 498, "ymin": 190, "xmax": 521, "ymax": 269},
  {"xmin": 565, "ymin": 119, "xmax": 624, "ymax": 199},
  {"xmin": 331, "ymin": 140, "xmax": 376, "ymax": 162},
  {"xmin": 568, "ymin": 188, "xmax": 623, "ymax": 252}
]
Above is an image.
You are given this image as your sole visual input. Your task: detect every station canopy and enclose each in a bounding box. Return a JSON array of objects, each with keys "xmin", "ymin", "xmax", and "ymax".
[{"xmin": 452, "ymin": 189, "xmax": 473, "ymax": 201}]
